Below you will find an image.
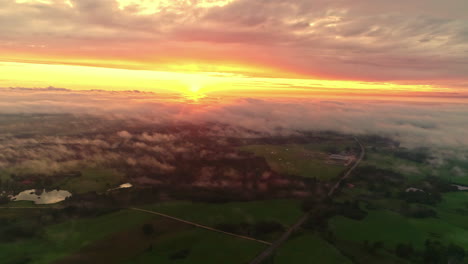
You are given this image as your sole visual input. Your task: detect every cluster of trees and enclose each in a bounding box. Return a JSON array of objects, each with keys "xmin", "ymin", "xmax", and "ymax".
[
  {"xmin": 399, "ymin": 204, "xmax": 438, "ymax": 218},
  {"xmin": 0, "ymin": 171, "xmax": 82, "ymax": 195},
  {"xmin": 399, "ymin": 176, "xmax": 457, "ymax": 206},
  {"xmin": 399, "ymin": 191, "xmax": 442, "ymax": 205},
  {"xmin": 423, "ymin": 240, "xmax": 465, "ymax": 264},
  {"xmin": 359, "ymin": 240, "xmax": 466, "ymax": 264},
  {"xmin": 350, "ymin": 166, "xmax": 406, "ymax": 197},
  {"xmin": 361, "ymin": 135, "xmax": 400, "ymax": 148},
  {"xmin": 0, "ymin": 194, "xmax": 9, "ymax": 205},
  {"xmin": 334, "ymin": 201, "xmax": 367, "ymax": 220},
  {"xmin": 395, "ymin": 243, "xmax": 414, "ymax": 258},
  {"xmin": 393, "ymin": 149, "xmax": 430, "ymax": 163},
  {"xmin": 425, "ymin": 176, "xmax": 459, "ymax": 193},
  {"xmin": 393, "ymin": 240, "xmax": 465, "ymax": 264},
  {"xmin": 0, "ymin": 219, "xmax": 40, "ymax": 243},
  {"xmin": 170, "ymin": 249, "xmax": 190, "ymax": 260},
  {"xmin": 301, "ymin": 196, "xmax": 335, "ymax": 232},
  {"xmin": 362, "ymin": 240, "xmax": 385, "ymax": 254}
]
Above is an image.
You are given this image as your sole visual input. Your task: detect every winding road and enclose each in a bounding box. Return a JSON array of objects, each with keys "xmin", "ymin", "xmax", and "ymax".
[{"xmin": 249, "ymin": 137, "xmax": 365, "ymax": 264}]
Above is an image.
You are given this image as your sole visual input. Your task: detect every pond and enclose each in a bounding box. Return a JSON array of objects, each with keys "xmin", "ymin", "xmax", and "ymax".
[
  {"xmin": 108, "ymin": 183, "xmax": 133, "ymax": 192},
  {"xmin": 453, "ymin": 184, "xmax": 468, "ymax": 191},
  {"xmin": 10, "ymin": 189, "xmax": 72, "ymax": 204}
]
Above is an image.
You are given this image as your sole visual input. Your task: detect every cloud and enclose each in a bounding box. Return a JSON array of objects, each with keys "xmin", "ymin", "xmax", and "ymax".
[
  {"xmin": 0, "ymin": 0, "xmax": 467, "ymax": 85},
  {"xmin": 117, "ymin": 130, "xmax": 132, "ymax": 139},
  {"xmin": 1, "ymin": 88, "xmax": 468, "ymax": 151},
  {"xmin": 138, "ymin": 132, "xmax": 177, "ymax": 143}
]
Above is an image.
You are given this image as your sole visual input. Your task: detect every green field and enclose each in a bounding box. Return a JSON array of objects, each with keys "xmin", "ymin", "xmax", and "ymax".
[
  {"xmin": 363, "ymin": 150, "xmax": 468, "ymax": 185},
  {"xmin": 0, "ymin": 209, "xmax": 155, "ymax": 264},
  {"xmin": 433, "ymin": 192, "xmax": 468, "ymax": 231},
  {"xmin": 121, "ymin": 228, "xmax": 265, "ymax": 264},
  {"xmin": 58, "ymin": 168, "xmax": 125, "ymax": 194},
  {"xmin": 361, "ymin": 152, "xmax": 428, "ymax": 182},
  {"xmin": 241, "ymin": 144, "xmax": 346, "ymax": 179},
  {"xmin": 0, "ymin": 208, "xmax": 264, "ymax": 264},
  {"xmin": 0, "ymin": 199, "xmax": 301, "ymax": 264},
  {"xmin": 142, "ymin": 199, "xmax": 302, "ymax": 227},
  {"xmin": 330, "ymin": 209, "xmax": 468, "ymax": 250},
  {"xmin": 55, "ymin": 215, "xmax": 265, "ymax": 264},
  {"xmin": 275, "ymin": 232, "xmax": 352, "ymax": 264},
  {"xmin": 330, "ymin": 147, "xmax": 468, "ymax": 263},
  {"xmin": 437, "ymin": 158, "xmax": 468, "ymax": 186}
]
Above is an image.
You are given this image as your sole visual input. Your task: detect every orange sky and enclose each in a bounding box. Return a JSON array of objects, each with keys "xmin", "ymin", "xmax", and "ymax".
[
  {"xmin": 1, "ymin": 0, "xmax": 467, "ymax": 96},
  {"xmin": 1, "ymin": 60, "xmax": 458, "ymax": 98}
]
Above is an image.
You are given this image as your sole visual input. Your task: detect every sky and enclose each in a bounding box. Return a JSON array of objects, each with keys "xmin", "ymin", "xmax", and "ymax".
[
  {"xmin": 1, "ymin": 0, "xmax": 468, "ymax": 95},
  {"xmin": 1, "ymin": 0, "xmax": 468, "ymax": 151}
]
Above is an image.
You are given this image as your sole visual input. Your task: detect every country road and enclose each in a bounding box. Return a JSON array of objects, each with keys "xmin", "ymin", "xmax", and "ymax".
[
  {"xmin": 0, "ymin": 138, "xmax": 366, "ymax": 264},
  {"xmin": 129, "ymin": 207, "xmax": 272, "ymax": 245},
  {"xmin": 328, "ymin": 137, "xmax": 366, "ymax": 197},
  {"xmin": 249, "ymin": 137, "xmax": 365, "ymax": 264}
]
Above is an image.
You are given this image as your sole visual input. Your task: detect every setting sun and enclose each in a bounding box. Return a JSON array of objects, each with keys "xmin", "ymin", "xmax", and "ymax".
[
  {"xmin": 189, "ymin": 84, "xmax": 201, "ymax": 93},
  {"xmin": 1, "ymin": 1, "xmax": 468, "ymax": 263}
]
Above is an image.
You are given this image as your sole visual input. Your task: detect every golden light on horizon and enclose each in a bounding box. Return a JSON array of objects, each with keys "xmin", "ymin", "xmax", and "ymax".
[{"xmin": 0, "ymin": 60, "xmax": 456, "ymax": 100}]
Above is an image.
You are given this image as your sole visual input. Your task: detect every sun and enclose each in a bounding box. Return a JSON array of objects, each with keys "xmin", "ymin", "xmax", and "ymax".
[
  {"xmin": 189, "ymin": 84, "xmax": 201, "ymax": 93},
  {"xmin": 183, "ymin": 83, "xmax": 206, "ymax": 101}
]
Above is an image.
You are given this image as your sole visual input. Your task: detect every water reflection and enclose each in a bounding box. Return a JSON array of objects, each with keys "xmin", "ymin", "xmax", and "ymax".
[
  {"xmin": 182, "ymin": 91, "xmax": 207, "ymax": 102},
  {"xmin": 11, "ymin": 189, "xmax": 72, "ymax": 204},
  {"xmin": 108, "ymin": 182, "xmax": 133, "ymax": 192}
]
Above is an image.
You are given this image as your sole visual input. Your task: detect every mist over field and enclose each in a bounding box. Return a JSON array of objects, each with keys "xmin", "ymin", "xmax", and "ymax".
[
  {"xmin": 2, "ymin": 0, "xmax": 468, "ymax": 263},
  {"xmin": 1, "ymin": 87, "xmax": 467, "ymax": 149}
]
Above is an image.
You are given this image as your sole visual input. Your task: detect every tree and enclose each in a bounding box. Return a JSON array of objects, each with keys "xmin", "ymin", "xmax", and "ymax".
[
  {"xmin": 447, "ymin": 243, "xmax": 465, "ymax": 264},
  {"xmin": 142, "ymin": 223, "xmax": 154, "ymax": 236},
  {"xmin": 423, "ymin": 239, "xmax": 446, "ymax": 264},
  {"xmin": 253, "ymin": 221, "xmax": 284, "ymax": 236},
  {"xmin": 395, "ymin": 243, "xmax": 414, "ymax": 259},
  {"xmin": 367, "ymin": 241, "xmax": 384, "ymax": 254},
  {"xmin": 170, "ymin": 249, "xmax": 190, "ymax": 260}
]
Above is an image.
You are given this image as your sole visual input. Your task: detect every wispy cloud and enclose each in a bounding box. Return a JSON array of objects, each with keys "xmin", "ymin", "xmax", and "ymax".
[{"xmin": 1, "ymin": 0, "xmax": 467, "ymax": 85}]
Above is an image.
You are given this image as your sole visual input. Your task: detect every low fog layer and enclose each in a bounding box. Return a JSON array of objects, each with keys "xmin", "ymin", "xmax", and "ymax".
[{"xmin": 1, "ymin": 87, "xmax": 467, "ymax": 149}]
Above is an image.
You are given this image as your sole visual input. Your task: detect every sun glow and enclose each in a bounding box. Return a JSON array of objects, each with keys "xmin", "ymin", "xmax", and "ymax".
[
  {"xmin": 189, "ymin": 84, "xmax": 201, "ymax": 93},
  {"xmin": 0, "ymin": 60, "xmax": 456, "ymax": 101}
]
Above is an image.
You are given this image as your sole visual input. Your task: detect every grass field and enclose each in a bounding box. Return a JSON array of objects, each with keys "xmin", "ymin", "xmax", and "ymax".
[
  {"xmin": 433, "ymin": 192, "xmax": 468, "ymax": 230},
  {"xmin": 142, "ymin": 199, "xmax": 302, "ymax": 227},
  {"xmin": 361, "ymin": 152, "xmax": 428, "ymax": 182},
  {"xmin": 363, "ymin": 150, "xmax": 468, "ymax": 185},
  {"xmin": 274, "ymin": 232, "xmax": 352, "ymax": 264},
  {"xmin": 55, "ymin": 214, "xmax": 265, "ymax": 264},
  {"xmin": 333, "ymin": 239, "xmax": 410, "ymax": 264},
  {"xmin": 241, "ymin": 144, "xmax": 346, "ymax": 180},
  {"xmin": 0, "ymin": 199, "xmax": 300, "ymax": 264},
  {"xmin": 0, "ymin": 209, "xmax": 155, "ymax": 264},
  {"xmin": 330, "ymin": 209, "xmax": 468, "ymax": 250},
  {"xmin": 121, "ymin": 228, "xmax": 265, "ymax": 264},
  {"xmin": 436, "ymin": 159, "xmax": 468, "ymax": 185},
  {"xmin": 0, "ymin": 169, "xmax": 11, "ymax": 182},
  {"xmin": 58, "ymin": 167, "xmax": 125, "ymax": 194}
]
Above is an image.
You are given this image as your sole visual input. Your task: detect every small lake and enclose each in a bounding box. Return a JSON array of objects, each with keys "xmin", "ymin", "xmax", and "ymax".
[
  {"xmin": 453, "ymin": 185, "xmax": 468, "ymax": 191},
  {"xmin": 118, "ymin": 183, "xmax": 133, "ymax": 189},
  {"xmin": 11, "ymin": 189, "xmax": 72, "ymax": 204},
  {"xmin": 108, "ymin": 183, "xmax": 133, "ymax": 192}
]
